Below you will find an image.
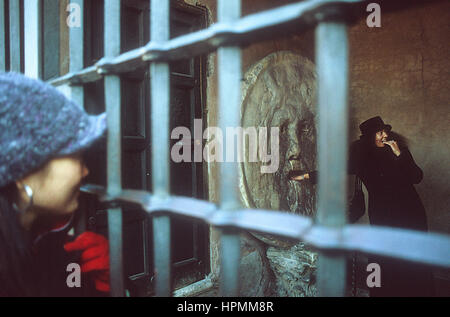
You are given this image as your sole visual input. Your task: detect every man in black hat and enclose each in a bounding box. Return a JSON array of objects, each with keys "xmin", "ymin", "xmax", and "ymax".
[{"xmin": 290, "ymin": 116, "xmax": 434, "ymax": 296}]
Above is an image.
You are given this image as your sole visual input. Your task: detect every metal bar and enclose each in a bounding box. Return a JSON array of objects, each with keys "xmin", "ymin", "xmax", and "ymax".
[
  {"xmin": 315, "ymin": 20, "xmax": 349, "ymax": 297},
  {"xmin": 69, "ymin": 0, "xmax": 83, "ymax": 74},
  {"xmin": 47, "ymin": 0, "xmax": 437, "ymax": 89},
  {"xmin": 150, "ymin": 0, "xmax": 172, "ymax": 297},
  {"xmin": 42, "ymin": 0, "xmax": 60, "ymax": 80},
  {"xmin": 68, "ymin": 0, "xmax": 86, "ymax": 235},
  {"xmin": 104, "ymin": 0, "xmax": 124, "ymax": 297},
  {"xmin": 9, "ymin": 0, "xmax": 21, "ymax": 72},
  {"xmin": 49, "ymin": 65, "xmax": 101, "ymax": 86},
  {"xmin": 80, "ymin": 185, "xmax": 450, "ymax": 269},
  {"xmin": 68, "ymin": 0, "xmax": 84, "ymax": 108},
  {"xmin": 48, "ymin": 0, "xmax": 369, "ymax": 87},
  {"xmin": 217, "ymin": 0, "xmax": 242, "ymax": 297},
  {"xmin": 0, "ymin": 0, "xmax": 6, "ymax": 71},
  {"xmin": 24, "ymin": 0, "xmax": 42, "ymax": 78}
]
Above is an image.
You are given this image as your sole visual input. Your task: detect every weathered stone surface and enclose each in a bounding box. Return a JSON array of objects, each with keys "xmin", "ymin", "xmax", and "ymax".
[
  {"xmin": 238, "ymin": 233, "xmax": 273, "ymax": 297},
  {"xmin": 239, "ymin": 51, "xmax": 318, "ymax": 248},
  {"xmin": 238, "ymin": 51, "xmax": 319, "ymax": 296},
  {"xmin": 266, "ymin": 243, "xmax": 318, "ymax": 297}
]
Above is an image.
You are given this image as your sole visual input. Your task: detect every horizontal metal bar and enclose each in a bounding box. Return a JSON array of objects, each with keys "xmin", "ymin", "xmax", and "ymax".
[
  {"xmin": 49, "ymin": 65, "xmax": 102, "ymax": 86},
  {"xmin": 48, "ymin": 0, "xmax": 368, "ymax": 87},
  {"xmin": 80, "ymin": 185, "xmax": 450, "ymax": 269}
]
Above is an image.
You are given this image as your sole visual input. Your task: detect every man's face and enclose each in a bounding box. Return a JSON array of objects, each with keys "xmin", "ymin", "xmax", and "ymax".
[{"xmin": 375, "ymin": 130, "xmax": 388, "ymax": 147}]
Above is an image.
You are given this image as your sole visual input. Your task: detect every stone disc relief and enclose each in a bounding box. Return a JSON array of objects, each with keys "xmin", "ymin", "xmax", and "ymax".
[{"xmin": 239, "ymin": 51, "xmax": 318, "ymax": 247}]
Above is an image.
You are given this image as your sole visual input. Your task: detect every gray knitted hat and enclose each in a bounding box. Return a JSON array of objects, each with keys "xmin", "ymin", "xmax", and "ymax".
[{"xmin": 0, "ymin": 72, "xmax": 107, "ymax": 187}]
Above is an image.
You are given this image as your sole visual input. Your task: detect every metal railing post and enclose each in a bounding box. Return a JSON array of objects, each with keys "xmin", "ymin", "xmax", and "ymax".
[
  {"xmin": 315, "ymin": 18, "xmax": 349, "ymax": 297},
  {"xmin": 68, "ymin": 0, "xmax": 84, "ymax": 109},
  {"xmin": 104, "ymin": 0, "xmax": 124, "ymax": 297},
  {"xmin": 217, "ymin": 0, "xmax": 242, "ymax": 297},
  {"xmin": 9, "ymin": 0, "xmax": 21, "ymax": 72},
  {"xmin": 0, "ymin": 0, "xmax": 6, "ymax": 71},
  {"xmin": 67, "ymin": 0, "xmax": 88, "ymax": 236},
  {"xmin": 150, "ymin": 0, "xmax": 172, "ymax": 297},
  {"xmin": 24, "ymin": 0, "xmax": 42, "ymax": 78}
]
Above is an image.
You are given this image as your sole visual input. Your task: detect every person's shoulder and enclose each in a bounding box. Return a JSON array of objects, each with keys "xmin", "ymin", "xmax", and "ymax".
[
  {"xmin": 350, "ymin": 139, "xmax": 366, "ymax": 153},
  {"xmin": 350, "ymin": 139, "xmax": 363, "ymax": 147}
]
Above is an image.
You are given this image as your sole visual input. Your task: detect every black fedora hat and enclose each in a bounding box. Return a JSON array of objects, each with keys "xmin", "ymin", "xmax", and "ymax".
[{"xmin": 359, "ymin": 116, "xmax": 392, "ymax": 136}]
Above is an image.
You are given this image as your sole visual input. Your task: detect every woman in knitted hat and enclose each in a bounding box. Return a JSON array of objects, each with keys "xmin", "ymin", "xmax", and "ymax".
[
  {"xmin": 289, "ymin": 116, "xmax": 434, "ymax": 296},
  {"xmin": 0, "ymin": 72, "xmax": 110, "ymax": 296}
]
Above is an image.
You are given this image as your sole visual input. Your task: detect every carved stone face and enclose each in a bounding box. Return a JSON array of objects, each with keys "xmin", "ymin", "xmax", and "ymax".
[{"xmin": 240, "ymin": 52, "xmax": 317, "ymax": 225}]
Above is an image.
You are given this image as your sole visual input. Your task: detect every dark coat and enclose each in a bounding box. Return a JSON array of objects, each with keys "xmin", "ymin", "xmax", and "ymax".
[
  {"xmin": 348, "ymin": 138, "xmax": 428, "ymax": 231},
  {"xmin": 0, "ymin": 201, "xmax": 102, "ymax": 297},
  {"xmin": 309, "ymin": 138, "xmax": 434, "ymax": 296},
  {"xmin": 28, "ymin": 223, "xmax": 103, "ymax": 297},
  {"xmin": 309, "ymin": 138, "xmax": 428, "ymax": 230}
]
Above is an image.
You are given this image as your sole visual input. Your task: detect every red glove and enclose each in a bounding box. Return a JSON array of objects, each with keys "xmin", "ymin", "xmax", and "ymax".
[{"xmin": 64, "ymin": 231, "xmax": 110, "ymax": 293}]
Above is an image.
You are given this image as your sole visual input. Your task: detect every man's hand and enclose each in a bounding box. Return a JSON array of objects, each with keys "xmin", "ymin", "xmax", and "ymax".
[
  {"xmin": 290, "ymin": 173, "xmax": 310, "ymax": 181},
  {"xmin": 383, "ymin": 140, "xmax": 401, "ymax": 156}
]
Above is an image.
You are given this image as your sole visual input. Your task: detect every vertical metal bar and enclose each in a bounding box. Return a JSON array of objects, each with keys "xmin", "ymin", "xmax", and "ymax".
[
  {"xmin": 68, "ymin": 0, "xmax": 87, "ymax": 235},
  {"xmin": 217, "ymin": 0, "xmax": 242, "ymax": 297},
  {"xmin": 42, "ymin": 0, "xmax": 60, "ymax": 80},
  {"xmin": 69, "ymin": 0, "xmax": 83, "ymax": 74},
  {"xmin": 24, "ymin": 0, "xmax": 42, "ymax": 78},
  {"xmin": 104, "ymin": 0, "xmax": 124, "ymax": 297},
  {"xmin": 9, "ymin": 0, "xmax": 21, "ymax": 72},
  {"xmin": 150, "ymin": 0, "xmax": 171, "ymax": 297},
  {"xmin": 0, "ymin": 0, "xmax": 6, "ymax": 71},
  {"xmin": 69, "ymin": 0, "xmax": 84, "ymax": 108},
  {"xmin": 315, "ymin": 20, "xmax": 349, "ymax": 297}
]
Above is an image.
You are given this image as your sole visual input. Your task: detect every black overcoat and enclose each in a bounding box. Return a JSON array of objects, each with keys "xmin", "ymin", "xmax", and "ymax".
[
  {"xmin": 0, "ymin": 202, "xmax": 103, "ymax": 296},
  {"xmin": 308, "ymin": 138, "xmax": 434, "ymax": 296},
  {"xmin": 348, "ymin": 139, "xmax": 428, "ymax": 231}
]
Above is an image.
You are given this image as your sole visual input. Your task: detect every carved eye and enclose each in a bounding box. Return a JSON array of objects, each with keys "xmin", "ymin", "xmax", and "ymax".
[
  {"xmin": 297, "ymin": 121, "xmax": 310, "ymax": 135},
  {"xmin": 280, "ymin": 122, "xmax": 289, "ymax": 134}
]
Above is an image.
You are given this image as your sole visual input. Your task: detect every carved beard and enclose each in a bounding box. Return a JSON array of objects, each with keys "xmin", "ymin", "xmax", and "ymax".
[
  {"xmin": 240, "ymin": 52, "xmax": 318, "ymax": 218},
  {"xmin": 275, "ymin": 124, "xmax": 316, "ymax": 216}
]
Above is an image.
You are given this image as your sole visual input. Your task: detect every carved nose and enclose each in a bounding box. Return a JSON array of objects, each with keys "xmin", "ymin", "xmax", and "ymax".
[{"xmin": 288, "ymin": 154, "xmax": 302, "ymax": 171}]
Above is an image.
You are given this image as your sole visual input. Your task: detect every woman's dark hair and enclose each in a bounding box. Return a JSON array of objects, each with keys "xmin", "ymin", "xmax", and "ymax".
[{"xmin": 0, "ymin": 183, "xmax": 36, "ymax": 296}]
